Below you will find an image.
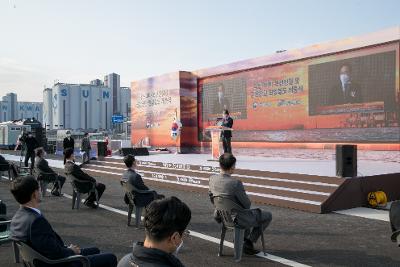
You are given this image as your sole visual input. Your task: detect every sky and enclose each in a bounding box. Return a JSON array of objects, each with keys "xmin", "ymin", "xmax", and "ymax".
[{"xmin": 0, "ymin": 0, "xmax": 399, "ymax": 102}]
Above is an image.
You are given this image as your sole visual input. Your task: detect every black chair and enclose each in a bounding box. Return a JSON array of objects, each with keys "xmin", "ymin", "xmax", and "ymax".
[
  {"xmin": 211, "ymin": 195, "xmax": 266, "ymax": 262},
  {"xmin": 0, "ymin": 163, "xmax": 12, "ymax": 181},
  {"xmin": 67, "ymin": 175, "xmax": 99, "ymax": 209},
  {"xmin": 390, "ymin": 200, "xmax": 400, "ymax": 246},
  {"xmin": 15, "ymin": 241, "xmax": 90, "ymax": 267},
  {"xmin": 0, "ymin": 220, "xmax": 20, "ymax": 263},
  {"xmin": 33, "ymin": 168, "xmax": 60, "ymax": 197},
  {"xmin": 120, "ymin": 180, "xmax": 156, "ymax": 227},
  {"xmin": 0, "ymin": 220, "xmax": 11, "ymax": 245}
]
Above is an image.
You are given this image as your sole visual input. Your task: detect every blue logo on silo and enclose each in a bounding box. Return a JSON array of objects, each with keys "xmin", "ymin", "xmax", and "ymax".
[
  {"xmin": 61, "ymin": 89, "xmax": 68, "ymax": 96},
  {"xmin": 102, "ymin": 91, "xmax": 110, "ymax": 99},
  {"xmin": 82, "ymin": 90, "xmax": 89, "ymax": 98}
]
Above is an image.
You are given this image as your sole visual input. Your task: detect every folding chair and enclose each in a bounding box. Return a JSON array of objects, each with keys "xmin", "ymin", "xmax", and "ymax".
[
  {"xmin": 68, "ymin": 175, "xmax": 99, "ymax": 209},
  {"xmin": 15, "ymin": 241, "xmax": 90, "ymax": 267},
  {"xmin": 0, "ymin": 163, "xmax": 12, "ymax": 181},
  {"xmin": 211, "ymin": 195, "xmax": 266, "ymax": 262},
  {"xmin": 120, "ymin": 180, "xmax": 156, "ymax": 227},
  {"xmin": 33, "ymin": 168, "xmax": 60, "ymax": 197}
]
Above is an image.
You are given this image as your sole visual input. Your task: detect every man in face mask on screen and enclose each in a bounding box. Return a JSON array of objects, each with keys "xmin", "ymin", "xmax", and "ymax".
[
  {"xmin": 212, "ymin": 84, "xmax": 230, "ymax": 115},
  {"xmin": 117, "ymin": 197, "xmax": 191, "ymax": 267},
  {"xmin": 329, "ymin": 64, "xmax": 362, "ymax": 105}
]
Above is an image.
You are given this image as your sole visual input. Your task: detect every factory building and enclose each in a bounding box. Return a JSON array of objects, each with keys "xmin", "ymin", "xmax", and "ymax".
[
  {"xmin": 44, "ymin": 83, "xmax": 113, "ymax": 130},
  {"xmin": 0, "ymin": 93, "xmax": 43, "ymax": 123}
]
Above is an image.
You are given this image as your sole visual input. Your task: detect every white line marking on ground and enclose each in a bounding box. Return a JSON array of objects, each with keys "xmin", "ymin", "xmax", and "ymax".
[
  {"xmin": 1, "ymin": 175, "xmax": 311, "ymax": 267},
  {"xmin": 335, "ymin": 207, "xmax": 389, "ymax": 222}
]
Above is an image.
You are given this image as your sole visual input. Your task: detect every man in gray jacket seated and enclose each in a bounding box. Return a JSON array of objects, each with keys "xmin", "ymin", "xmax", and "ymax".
[
  {"xmin": 34, "ymin": 147, "xmax": 66, "ymax": 196},
  {"xmin": 209, "ymin": 153, "xmax": 272, "ymax": 255}
]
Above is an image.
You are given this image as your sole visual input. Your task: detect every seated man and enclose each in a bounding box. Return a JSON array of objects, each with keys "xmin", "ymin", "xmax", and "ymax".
[
  {"xmin": 64, "ymin": 148, "xmax": 106, "ymax": 209},
  {"xmin": 209, "ymin": 153, "xmax": 272, "ymax": 255},
  {"xmin": 118, "ymin": 196, "xmax": 191, "ymax": 267},
  {"xmin": 10, "ymin": 176, "xmax": 117, "ymax": 267},
  {"xmin": 34, "ymin": 147, "xmax": 66, "ymax": 196},
  {"xmin": 122, "ymin": 154, "xmax": 164, "ymax": 207}
]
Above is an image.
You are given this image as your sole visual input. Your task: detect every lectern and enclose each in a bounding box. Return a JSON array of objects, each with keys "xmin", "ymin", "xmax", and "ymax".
[{"xmin": 205, "ymin": 126, "xmax": 233, "ymax": 160}]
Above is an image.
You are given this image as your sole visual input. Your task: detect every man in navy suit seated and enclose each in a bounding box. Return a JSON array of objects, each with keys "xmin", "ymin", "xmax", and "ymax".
[
  {"xmin": 121, "ymin": 154, "xmax": 164, "ymax": 207},
  {"xmin": 10, "ymin": 176, "xmax": 117, "ymax": 267}
]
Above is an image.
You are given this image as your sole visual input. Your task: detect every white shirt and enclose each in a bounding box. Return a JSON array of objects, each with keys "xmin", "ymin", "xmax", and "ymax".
[{"xmin": 26, "ymin": 206, "xmax": 41, "ymax": 215}]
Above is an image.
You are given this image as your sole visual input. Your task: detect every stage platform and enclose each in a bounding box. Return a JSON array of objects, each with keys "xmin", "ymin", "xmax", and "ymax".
[
  {"xmin": 85, "ymin": 153, "xmax": 400, "ymax": 213},
  {"xmin": 2, "ymin": 151, "xmax": 399, "ymax": 213}
]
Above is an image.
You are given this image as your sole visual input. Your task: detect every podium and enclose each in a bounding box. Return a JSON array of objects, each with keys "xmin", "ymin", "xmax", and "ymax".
[{"xmin": 205, "ymin": 126, "xmax": 233, "ymax": 160}]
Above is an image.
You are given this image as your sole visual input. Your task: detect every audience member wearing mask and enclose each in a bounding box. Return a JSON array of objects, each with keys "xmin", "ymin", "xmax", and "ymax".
[
  {"xmin": 34, "ymin": 147, "xmax": 66, "ymax": 196},
  {"xmin": 221, "ymin": 109, "xmax": 233, "ymax": 154},
  {"xmin": 117, "ymin": 197, "xmax": 191, "ymax": 267},
  {"xmin": 63, "ymin": 131, "xmax": 75, "ymax": 151},
  {"xmin": 10, "ymin": 176, "xmax": 117, "ymax": 267},
  {"xmin": 329, "ymin": 64, "xmax": 362, "ymax": 105},
  {"xmin": 24, "ymin": 132, "xmax": 39, "ymax": 172},
  {"xmin": 212, "ymin": 84, "xmax": 230, "ymax": 114}
]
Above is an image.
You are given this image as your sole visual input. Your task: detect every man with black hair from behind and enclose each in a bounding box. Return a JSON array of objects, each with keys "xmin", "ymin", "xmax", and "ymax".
[{"xmin": 118, "ymin": 197, "xmax": 191, "ymax": 267}]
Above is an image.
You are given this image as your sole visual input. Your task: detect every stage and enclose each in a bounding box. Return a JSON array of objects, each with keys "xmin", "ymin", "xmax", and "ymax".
[
  {"xmin": 2, "ymin": 150, "xmax": 399, "ymax": 213},
  {"xmin": 88, "ymin": 151, "xmax": 400, "ymax": 214}
]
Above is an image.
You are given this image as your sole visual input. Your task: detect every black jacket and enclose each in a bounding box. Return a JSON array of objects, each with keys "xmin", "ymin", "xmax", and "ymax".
[
  {"xmin": 221, "ymin": 116, "xmax": 233, "ymax": 138},
  {"xmin": 64, "ymin": 161, "xmax": 96, "ymax": 192},
  {"xmin": 122, "ymin": 169, "xmax": 154, "ymax": 207},
  {"xmin": 329, "ymin": 80, "xmax": 362, "ymax": 105},
  {"xmin": 10, "ymin": 207, "xmax": 74, "ymax": 266},
  {"xmin": 81, "ymin": 137, "xmax": 91, "ymax": 152},
  {"xmin": 63, "ymin": 137, "xmax": 75, "ymax": 150},
  {"xmin": 118, "ymin": 242, "xmax": 185, "ymax": 267},
  {"xmin": 25, "ymin": 136, "xmax": 39, "ymax": 153},
  {"xmin": 34, "ymin": 157, "xmax": 56, "ymax": 181},
  {"xmin": 0, "ymin": 155, "xmax": 10, "ymax": 171}
]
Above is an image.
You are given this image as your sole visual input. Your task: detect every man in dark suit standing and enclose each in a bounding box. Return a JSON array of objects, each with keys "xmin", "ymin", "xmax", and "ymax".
[
  {"xmin": 10, "ymin": 176, "xmax": 117, "ymax": 267},
  {"xmin": 64, "ymin": 148, "xmax": 106, "ymax": 209},
  {"xmin": 329, "ymin": 64, "xmax": 362, "ymax": 105},
  {"xmin": 221, "ymin": 109, "xmax": 233, "ymax": 154},
  {"xmin": 212, "ymin": 84, "xmax": 230, "ymax": 115},
  {"xmin": 63, "ymin": 130, "xmax": 75, "ymax": 151},
  {"xmin": 81, "ymin": 133, "xmax": 91, "ymax": 164},
  {"xmin": 121, "ymin": 154, "xmax": 163, "ymax": 207},
  {"xmin": 34, "ymin": 147, "xmax": 66, "ymax": 196},
  {"xmin": 209, "ymin": 154, "xmax": 272, "ymax": 255},
  {"xmin": 24, "ymin": 132, "xmax": 39, "ymax": 172}
]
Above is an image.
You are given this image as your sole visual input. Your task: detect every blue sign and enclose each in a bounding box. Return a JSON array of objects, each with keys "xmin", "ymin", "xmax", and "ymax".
[{"xmin": 112, "ymin": 114, "xmax": 124, "ymax": 123}]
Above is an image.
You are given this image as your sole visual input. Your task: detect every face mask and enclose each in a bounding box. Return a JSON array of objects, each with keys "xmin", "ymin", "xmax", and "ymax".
[
  {"xmin": 28, "ymin": 135, "xmax": 32, "ymax": 138},
  {"xmin": 340, "ymin": 74, "xmax": 350, "ymax": 84},
  {"xmin": 67, "ymin": 134, "xmax": 71, "ymax": 138},
  {"xmin": 173, "ymin": 240, "xmax": 183, "ymax": 256}
]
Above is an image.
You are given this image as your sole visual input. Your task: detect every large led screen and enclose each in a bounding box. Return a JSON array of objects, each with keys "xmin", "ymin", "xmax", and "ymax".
[{"xmin": 198, "ymin": 43, "xmax": 399, "ymax": 143}]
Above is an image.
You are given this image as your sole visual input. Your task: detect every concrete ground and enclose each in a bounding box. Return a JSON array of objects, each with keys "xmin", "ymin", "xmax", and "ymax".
[{"xmin": 1, "ymin": 152, "xmax": 400, "ymax": 266}]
